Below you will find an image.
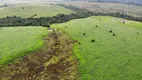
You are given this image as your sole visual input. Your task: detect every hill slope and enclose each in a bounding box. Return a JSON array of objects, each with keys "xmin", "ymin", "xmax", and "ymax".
[
  {"xmin": 58, "ymin": 2, "xmax": 142, "ymax": 17},
  {"xmin": 0, "ymin": 27, "xmax": 47, "ymax": 66},
  {"xmin": 0, "ymin": 4, "xmax": 74, "ymax": 18},
  {"xmin": 51, "ymin": 16, "xmax": 142, "ymax": 80}
]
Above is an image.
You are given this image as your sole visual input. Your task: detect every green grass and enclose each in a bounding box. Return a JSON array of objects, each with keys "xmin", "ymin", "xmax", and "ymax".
[
  {"xmin": 0, "ymin": 4, "xmax": 74, "ymax": 18},
  {"xmin": 0, "ymin": 27, "xmax": 47, "ymax": 66},
  {"xmin": 51, "ymin": 16, "xmax": 142, "ymax": 80}
]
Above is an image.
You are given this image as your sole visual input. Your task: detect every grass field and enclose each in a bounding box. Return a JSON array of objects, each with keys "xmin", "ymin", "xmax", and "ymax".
[
  {"xmin": 0, "ymin": 27, "xmax": 47, "ymax": 66},
  {"xmin": 0, "ymin": 4, "xmax": 74, "ymax": 18},
  {"xmin": 51, "ymin": 16, "xmax": 142, "ymax": 80}
]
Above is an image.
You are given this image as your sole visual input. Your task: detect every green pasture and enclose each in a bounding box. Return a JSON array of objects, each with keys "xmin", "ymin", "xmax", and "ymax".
[
  {"xmin": 0, "ymin": 27, "xmax": 47, "ymax": 66},
  {"xmin": 0, "ymin": 4, "xmax": 74, "ymax": 18},
  {"xmin": 51, "ymin": 16, "xmax": 142, "ymax": 80}
]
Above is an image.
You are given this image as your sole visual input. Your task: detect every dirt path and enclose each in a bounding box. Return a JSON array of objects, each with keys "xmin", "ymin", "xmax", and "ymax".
[{"xmin": 0, "ymin": 30, "xmax": 78, "ymax": 80}]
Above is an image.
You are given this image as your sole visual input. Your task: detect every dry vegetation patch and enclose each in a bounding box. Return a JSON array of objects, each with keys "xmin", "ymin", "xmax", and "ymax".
[
  {"xmin": 0, "ymin": 30, "xmax": 78, "ymax": 80},
  {"xmin": 57, "ymin": 1, "xmax": 142, "ymax": 17}
]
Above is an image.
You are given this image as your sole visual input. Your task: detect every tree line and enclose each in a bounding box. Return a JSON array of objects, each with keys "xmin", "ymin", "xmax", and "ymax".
[
  {"xmin": 58, "ymin": 4, "xmax": 142, "ymax": 21},
  {"xmin": 0, "ymin": 4, "xmax": 141, "ymax": 27}
]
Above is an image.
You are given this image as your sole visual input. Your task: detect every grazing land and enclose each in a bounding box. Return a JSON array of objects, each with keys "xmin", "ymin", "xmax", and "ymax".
[
  {"xmin": 0, "ymin": 4, "xmax": 74, "ymax": 18},
  {"xmin": 51, "ymin": 16, "xmax": 142, "ymax": 80},
  {"xmin": 0, "ymin": 27, "xmax": 47, "ymax": 66},
  {"xmin": 57, "ymin": 1, "xmax": 142, "ymax": 17},
  {"xmin": 0, "ymin": 2, "xmax": 142, "ymax": 80}
]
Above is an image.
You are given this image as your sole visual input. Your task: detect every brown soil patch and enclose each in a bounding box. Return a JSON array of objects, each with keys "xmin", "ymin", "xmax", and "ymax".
[{"xmin": 0, "ymin": 30, "xmax": 78, "ymax": 80}]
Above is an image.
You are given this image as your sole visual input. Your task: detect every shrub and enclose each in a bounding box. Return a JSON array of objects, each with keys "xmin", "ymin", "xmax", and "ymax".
[
  {"xmin": 123, "ymin": 22, "xmax": 125, "ymax": 24},
  {"xmin": 22, "ymin": 7, "xmax": 24, "ymax": 9},
  {"xmin": 110, "ymin": 30, "xmax": 112, "ymax": 33},
  {"xmin": 137, "ymin": 32, "xmax": 139, "ymax": 34},
  {"xmin": 53, "ymin": 29, "xmax": 55, "ymax": 32},
  {"xmin": 83, "ymin": 33, "xmax": 86, "ymax": 35},
  {"xmin": 113, "ymin": 33, "xmax": 116, "ymax": 36},
  {"xmin": 91, "ymin": 39, "xmax": 95, "ymax": 42}
]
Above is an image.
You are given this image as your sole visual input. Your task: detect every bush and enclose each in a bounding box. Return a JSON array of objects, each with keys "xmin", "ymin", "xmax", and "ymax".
[
  {"xmin": 22, "ymin": 7, "xmax": 24, "ymax": 9},
  {"xmin": 113, "ymin": 33, "xmax": 116, "ymax": 36},
  {"xmin": 123, "ymin": 22, "xmax": 125, "ymax": 24},
  {"xmin": 110, "ymin": 30, "xmax": 112, "ymax": 33},
  {"xmin": 137, "ymin": 32, "xmax": 139, "ymax": 34},
  {"xmin": 83, "ymin": 33, "xmax": 86, "ymax": 35},
  {"xmin": 91, "ymin": 39, "xmax": 95, "ymax": 42}
]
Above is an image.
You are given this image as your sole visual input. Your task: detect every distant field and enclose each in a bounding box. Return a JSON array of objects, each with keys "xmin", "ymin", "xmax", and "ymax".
[
  {"xmin": 51, "ymin": 16, "xmax": 142, "ymax": 80},
  {"xmin": 57, "ymin": 1, "xmax": 142, "ymax": 17},
  {"xmin": 0, "ymin": 27, "xmax": 47, "ymax": 66},
  {"xmin": 0, "ymin": 4, "xmax": 74, "ymax": 18},
  {"xmin": 0, "ymin": 3, "xmax": 3, "ymax": 6}
]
